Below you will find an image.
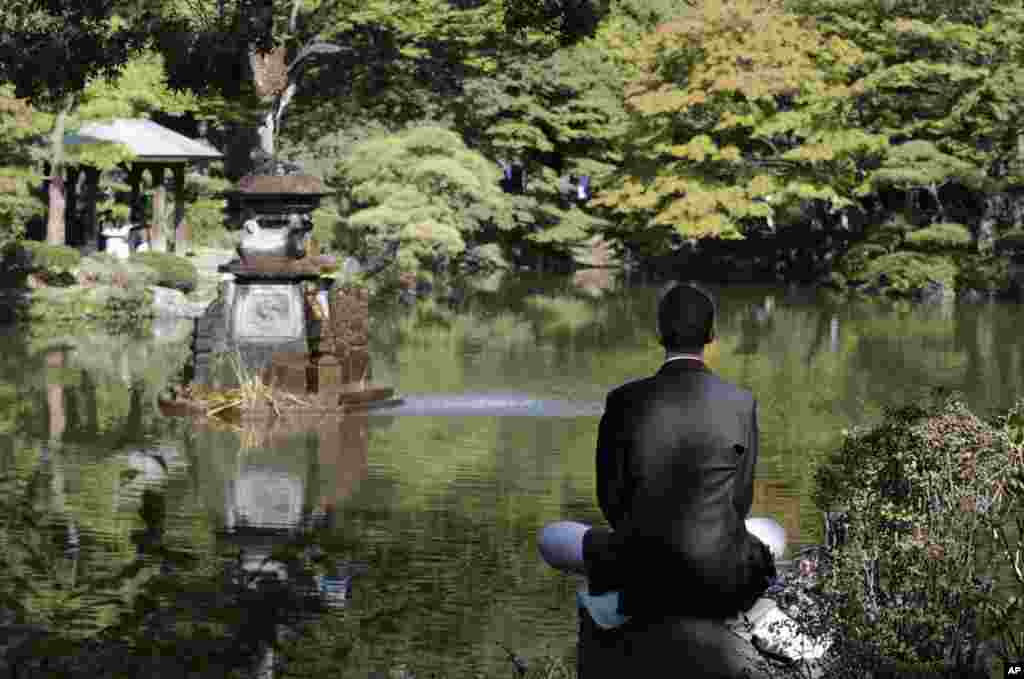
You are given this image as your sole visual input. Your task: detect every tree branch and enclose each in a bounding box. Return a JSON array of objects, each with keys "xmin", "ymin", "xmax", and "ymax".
[{"xmin": 289, "ymin": 0, "xmax": 301, "ymax": 35}]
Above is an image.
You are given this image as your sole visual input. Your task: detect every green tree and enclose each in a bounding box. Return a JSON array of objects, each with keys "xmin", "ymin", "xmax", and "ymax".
[
  {"xmin": 0, "ymin": 3, "xmax": 157, "ymax": 245},
  {"xmin": 590, "ymin": 0, "xmax": 883, "ymax": 252},
  {"xmin": 788, "ymin": 0, "xmax": 1024, "ymax": 196},
  {"xmin": 332, "ymin": 124, "xmax": 516, "ymax": 275},
  {"xmin": 2, "ymin": 47, "xmax": 202, "ymax": 246}
]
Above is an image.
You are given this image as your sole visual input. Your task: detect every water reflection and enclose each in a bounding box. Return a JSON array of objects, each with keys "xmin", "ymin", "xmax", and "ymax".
[{"xmin": 4, "ymin": 281, "xmax": 1024, "ymax": 676}]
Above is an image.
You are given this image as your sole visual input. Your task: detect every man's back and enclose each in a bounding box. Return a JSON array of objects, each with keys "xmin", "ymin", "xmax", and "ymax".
[{"xmin": 594, "ymin": 357, "xmax": 766, "ymax": 619}]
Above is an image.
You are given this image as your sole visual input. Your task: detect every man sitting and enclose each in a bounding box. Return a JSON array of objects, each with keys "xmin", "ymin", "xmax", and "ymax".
[{"xmin": 539, "ymin": 281, "xmax": 778, "ymax": 624}]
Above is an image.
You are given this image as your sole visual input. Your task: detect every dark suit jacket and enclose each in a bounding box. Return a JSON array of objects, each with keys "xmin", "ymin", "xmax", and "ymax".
[{"xmin": 583, "ymin": 357, "xmax": 774, "ymax": 620}]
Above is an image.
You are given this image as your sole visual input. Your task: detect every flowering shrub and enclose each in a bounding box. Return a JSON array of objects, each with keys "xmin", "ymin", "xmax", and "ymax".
[{"xmin": 780, "ymin": 390, "xmax": 1024, "ymax": 677}]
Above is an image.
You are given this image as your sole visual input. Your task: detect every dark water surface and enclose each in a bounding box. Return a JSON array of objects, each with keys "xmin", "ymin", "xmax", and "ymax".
[{"xmin": 2, "ymin": 275, "xmax": 1024, "ymax": 677}]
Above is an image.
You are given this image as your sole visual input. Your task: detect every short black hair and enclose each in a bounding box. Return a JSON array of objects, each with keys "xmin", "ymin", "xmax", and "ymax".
[{"xmin": 657, "ymin": 281, "xmax": 715, "ymax": 352}]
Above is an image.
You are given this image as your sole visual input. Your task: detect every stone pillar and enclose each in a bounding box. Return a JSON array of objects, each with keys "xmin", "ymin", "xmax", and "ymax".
[
  {"xmin": 172, "ymin": 164, "xmax": 189, "ymax": 254},
  {"xmin": 328, "ymin": 285, "xmax": 372, "ymax": 385},
  {"xmin": 148, "ymin": 165, "xmax": 167, "ymax": 252}
]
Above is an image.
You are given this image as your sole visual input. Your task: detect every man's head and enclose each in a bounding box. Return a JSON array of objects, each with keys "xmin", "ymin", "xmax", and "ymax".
[{"xmin": 657, "ymin": 281, "xmax": 716, "ymax": 354}]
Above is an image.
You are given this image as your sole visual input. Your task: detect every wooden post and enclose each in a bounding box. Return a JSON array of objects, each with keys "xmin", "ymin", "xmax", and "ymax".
[
  {"xmin": 128, "ymin": 164, "xmax": 143, "ymax": 225},
  {"xmin": 149, "ymin": 165, "xmax": 167, "ymax": 252},
  {"xmin": 172, "ymin": 164, "xmax": 189, "ymax": 254}
]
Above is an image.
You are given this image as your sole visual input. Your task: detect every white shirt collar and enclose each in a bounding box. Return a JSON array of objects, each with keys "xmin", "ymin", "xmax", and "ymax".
[{"xmin": 664, "ymin": 353, "xmax": 704, "ymax": 365}]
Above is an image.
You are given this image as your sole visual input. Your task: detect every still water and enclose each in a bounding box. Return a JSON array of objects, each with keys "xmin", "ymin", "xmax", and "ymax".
[{"xmin": 2, "ymin": 273, "xmax": 1024, "ymax": 677}]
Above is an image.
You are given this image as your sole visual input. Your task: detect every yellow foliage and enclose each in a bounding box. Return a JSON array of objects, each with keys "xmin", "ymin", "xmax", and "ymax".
[{"xmin": 598, "ymin": 0, "xmax": 867, "ymax": 241}]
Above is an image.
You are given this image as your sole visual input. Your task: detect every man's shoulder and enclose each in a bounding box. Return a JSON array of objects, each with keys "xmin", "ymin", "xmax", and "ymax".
[
  {"xmin": 606, "ymin": 375, "xmax": 655, "ymax": 403},
  {"xmin": 606, "ymin": 371, "xmax": 755, "ymax": 406},
  {"xmin": 705, "ymin": 372, "xmax": 756, "ymax": 404}
]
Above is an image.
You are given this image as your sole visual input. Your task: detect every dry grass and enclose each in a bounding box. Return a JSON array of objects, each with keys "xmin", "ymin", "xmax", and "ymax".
[{"xmin": 183, "ymin": 351, "xmax": 317, "ymax": 420}]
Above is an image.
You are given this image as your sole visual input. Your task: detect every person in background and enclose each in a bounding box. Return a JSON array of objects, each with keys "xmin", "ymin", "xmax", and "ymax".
[{"xmin": 539, "ymin": 281, "xmax": 779, "ymax": 625}]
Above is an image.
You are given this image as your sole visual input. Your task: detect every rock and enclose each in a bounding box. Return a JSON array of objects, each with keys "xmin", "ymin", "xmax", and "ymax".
[
  {"xmin": 442, "ymin": 286, "xmax": 467, "ymax": 309},
  {"xmin": 430, "ymin": 252, "xmax": 450, "ymax": 276},
  {"xmin": 150, "ymin": 285, "xmax": 209, "ymax": 319},
  {"xmin": 398, "ymin": 289, "xmax": 417, "ymax": 306},
  {"xmin": 151, "ymin": 314, "xmax": 192, "ymax": 342},
  {"xmin": 415, "ymin": 277, "xmax": 433, "ymax": 296},
  {"xmin": 341, "ymin": 256, "xmax": 363, "ymax": 277},
  {"xmin": 957, "ymin": 288, "xmax": 992, "ymax": 304},
  {"xmin": 912, "ymin": 279, "xmax": 948, "ymax": 305}
]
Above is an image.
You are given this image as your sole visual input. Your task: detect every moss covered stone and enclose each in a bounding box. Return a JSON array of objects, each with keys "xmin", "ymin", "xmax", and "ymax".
[
  {"xmin": 903, "ymin": 223, "xmax": 973, "ymax": 253},
  {"xmin": 864, "ymin": 252, "xmax": 956, "ymax": 296},
  {"xmin": 131, "ymin": 252, "xmax": 198, "ymax": 293}
]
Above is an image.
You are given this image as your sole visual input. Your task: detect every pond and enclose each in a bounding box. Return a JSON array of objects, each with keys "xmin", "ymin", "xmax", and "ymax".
[{"xmin": 2, "ymin": 273, "xmax": 1023, "ymax": 677}]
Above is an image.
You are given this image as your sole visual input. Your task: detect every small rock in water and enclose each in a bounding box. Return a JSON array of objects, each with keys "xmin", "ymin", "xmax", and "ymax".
[{"xmin": 341, "ymin": 256, "xmax": 363, "ymax": 277}]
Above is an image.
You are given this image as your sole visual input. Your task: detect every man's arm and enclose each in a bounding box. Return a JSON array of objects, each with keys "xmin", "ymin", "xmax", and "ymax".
[
  {"xmin": 596, "ymin": 391, "xmax": 630, "ymax": 529},
  {"xmin": 733, "ymin": 398, "xmax": 758, "ymax": 520}
]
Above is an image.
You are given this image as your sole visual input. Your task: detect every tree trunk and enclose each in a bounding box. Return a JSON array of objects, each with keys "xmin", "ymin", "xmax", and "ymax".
[
  {"xmin": 47, "ymin": 175, "xmax": 67, "ymax": 246},
  {"xmin": 251, "ymin": 0, "xmax": 304, "ymax": 159},
  {"xmin": 46, "ymin": 96, "xmax": 76, "ymax": 245},
  {"xmin": 258, "ymin": 108, "xmax": 276, "ymax": 156}
]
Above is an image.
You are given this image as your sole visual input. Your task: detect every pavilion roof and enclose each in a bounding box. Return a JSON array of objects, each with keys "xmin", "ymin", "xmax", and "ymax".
[{"xmin": 63, "ymin": 118, "xmax": 223, "ymax": 164}]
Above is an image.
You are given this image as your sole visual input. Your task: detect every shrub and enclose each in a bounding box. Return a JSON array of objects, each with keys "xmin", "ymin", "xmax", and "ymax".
[
  {"xmin": 864, "ymin": 215, "xmax": 914, "ymax": 252},
  {"xmin": 955, "ymin": 254, "xmax": 1012, "ymax": 295},
  {"xmin": 809, "ymin": 390, "xmax": 1024, "ymax": 675},
  {"xmin": 0, "ymin": 172, "xmax": 43, "ymax": 248},
  {"xmin": 185, "ymin": 197, "xmax": 232, "ymax": 248},
  {"xmin": 310, "ymin": 204, "xmax": 342, "ymax": 252},
  {"xmin": 995, "ymin": 228, "xmax": 1024, "ymax": 254},
  {"xmin": 864, "ymin": 252, "xmax": 956, "ymax": 296},
  {"xmin": 78, "ymin": 252, "xmax": 160, "ymax": 287},
  {"xmin": 838, "ymin": 242, "xmax": 888, "ymax": 283},
  {"xmin": 904, "ymin": 222, "xmax": 973, "ymax": 253},
  {"xmin": 131, "ymin": 251, "xmax": 197, "ymax": 293},
  {"xmin": 21, "ymin": 240, "xmax": 81, "ymax": 274}
]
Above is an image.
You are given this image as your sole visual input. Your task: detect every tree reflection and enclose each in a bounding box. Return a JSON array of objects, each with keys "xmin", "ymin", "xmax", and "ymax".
[{"xmin": 734, "ymin": 295, "xmax": 776, "ymax": 355}]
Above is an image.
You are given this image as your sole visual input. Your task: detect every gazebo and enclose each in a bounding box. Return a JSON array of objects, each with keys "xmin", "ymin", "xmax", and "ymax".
[{"xmin": 57, "ymin": 118, "xmax": 224, "ymax": 252}]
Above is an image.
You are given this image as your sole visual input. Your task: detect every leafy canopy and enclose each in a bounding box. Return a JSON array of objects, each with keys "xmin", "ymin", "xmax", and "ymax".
[
  {"xmin": 591, "ymin": 0, "xmax": 882, "ymax": 245},
  {"xmin": 332, "ymin": 124, "xmax": 517, "ymax": 270}
]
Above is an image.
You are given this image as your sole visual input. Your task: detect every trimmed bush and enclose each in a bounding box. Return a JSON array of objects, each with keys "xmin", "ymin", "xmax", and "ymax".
[
  {"xmin": 904, "ymin": 222, "xmax": 973, "ymax": 253},
  {"xmin": 131, "ymin": 251, "xmax": 198, "ymax": 293},
  {"xmin": 838, "ymin": 242, "xmax": 888, "ymax": 282},
  {"xmin": 956, "ymin": 254, "xmax": 1012, "ymax": 295},
  {"xmin": 21, "ymin": 240, "xmax": 81, "ymax": 274},
  {"xmin": 78, "ymin": 252, "xmax": 159, "ymax": 287},
  {"xmin": 864, "ymin": 252, "xmax": 956, "ymax": 296}
]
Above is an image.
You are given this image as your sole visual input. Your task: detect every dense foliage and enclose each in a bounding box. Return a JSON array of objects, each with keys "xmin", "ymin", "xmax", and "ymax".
[
  {"xmin": 809, "ymin": 391, "xmax": 1024, "ymax": 673},
  {"xmin": 4, "ymin": 0, "xmax": 1024, "ymax": 298},
  {"xmin": 330, "ymin": 124, "xmax": 518, "ymax": 274},
  {"xmin": 131, "ymin": 251, "xmax": 199, "ymax": 293}
]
